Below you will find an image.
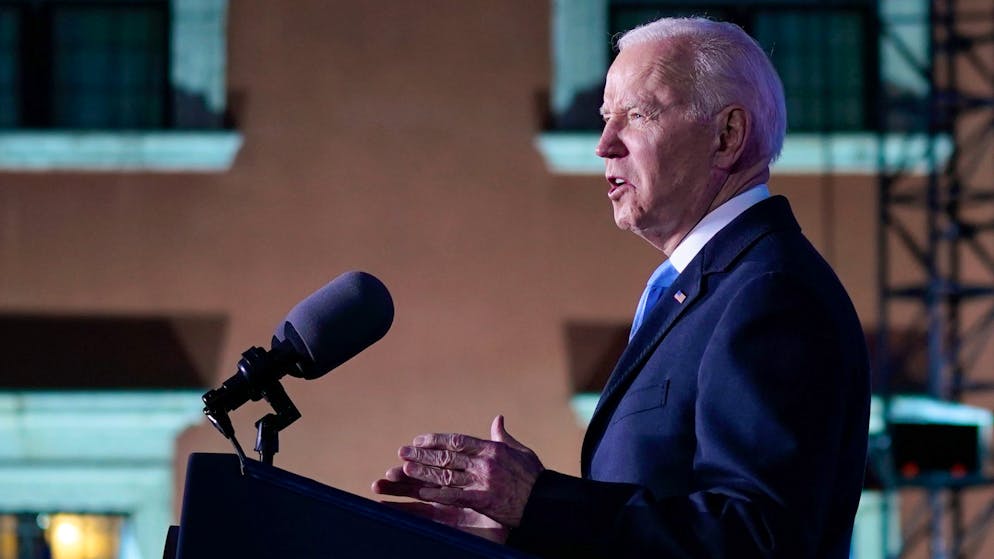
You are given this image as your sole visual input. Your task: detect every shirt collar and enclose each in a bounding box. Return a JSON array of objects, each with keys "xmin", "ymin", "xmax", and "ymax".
[{"xmin": 667, "ymin": 184, "xmax": 770, "ymax": 273}]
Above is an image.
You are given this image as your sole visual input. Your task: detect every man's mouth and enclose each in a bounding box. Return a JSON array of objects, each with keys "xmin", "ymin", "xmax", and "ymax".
[{"xmin": 607, "ymin": 176, "xmax": 630, "ymax": 200}]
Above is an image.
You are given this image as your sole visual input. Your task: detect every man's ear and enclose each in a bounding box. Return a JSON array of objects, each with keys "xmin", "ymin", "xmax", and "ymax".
[{"xmin": 713, "ymin": 105, "xmax": 749, "ymax": 170}]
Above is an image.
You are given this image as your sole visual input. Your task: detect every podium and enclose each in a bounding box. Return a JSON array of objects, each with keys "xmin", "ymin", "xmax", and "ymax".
[{"xmin": 168, "ymin": 453, "xmax": 533, "ymax": 558}]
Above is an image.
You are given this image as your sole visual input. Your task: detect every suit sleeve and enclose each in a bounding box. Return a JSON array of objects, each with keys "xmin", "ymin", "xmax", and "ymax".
[{"xmin": 507, "ymin": 271, "xmax": 863, "ymax": 558}]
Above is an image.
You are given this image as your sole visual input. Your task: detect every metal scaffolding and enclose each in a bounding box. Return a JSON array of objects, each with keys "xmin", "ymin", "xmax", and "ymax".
[{"xmin": 876, "ymin": 0, "xmax": 994, "ymax": 557}]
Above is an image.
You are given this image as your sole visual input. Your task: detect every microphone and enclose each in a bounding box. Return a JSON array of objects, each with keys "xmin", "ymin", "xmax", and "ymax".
[
  {"xmin": 202, "ymin": 271, "xmax": 394, "ymax": 437},
  {"xmin": 274, "ymin": 270, "xmax": 394, "ymax": 379}
]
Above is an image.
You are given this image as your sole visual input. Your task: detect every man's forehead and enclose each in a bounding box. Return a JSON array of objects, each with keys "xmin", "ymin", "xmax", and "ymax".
[{"xmin": 602, "ymin": 40, "xmax": 690, "ymax": 106}]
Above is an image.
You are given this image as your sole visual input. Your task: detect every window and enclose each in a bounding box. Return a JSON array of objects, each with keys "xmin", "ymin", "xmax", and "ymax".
[
  {"xmin": 2, "ymin": 1, "xmax": 170, "ymax": 130},
  {"xmin": 0, "ymin": 6, "xmax": 18, "ymax": 127},
  {"xmin": 756, "ymin": 9, "xmax": 871, "ymax": 132},
  {"xmin": 0, "ymin": 513, "xmax": 126, "ymax": 559},
  {"xmin": 0, "ymin": 0, "xmax": 241, "ymax": 171}
]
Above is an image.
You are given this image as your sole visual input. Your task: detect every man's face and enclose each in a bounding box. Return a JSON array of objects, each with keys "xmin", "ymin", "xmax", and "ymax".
[{"xmin": 597, "ymin": 41, "xmax": 720, "ymax": 254}]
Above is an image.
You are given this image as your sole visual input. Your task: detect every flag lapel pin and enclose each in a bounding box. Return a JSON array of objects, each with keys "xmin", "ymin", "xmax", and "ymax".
[{"xmin": 674, "ymin": 291, "xmax": 687, "ymax": 304}]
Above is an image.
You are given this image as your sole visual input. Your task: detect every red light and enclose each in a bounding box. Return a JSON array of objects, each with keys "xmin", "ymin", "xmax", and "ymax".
[{"xmin": 901, "ymin": 462, "xmax": 920, "ymax": 478}]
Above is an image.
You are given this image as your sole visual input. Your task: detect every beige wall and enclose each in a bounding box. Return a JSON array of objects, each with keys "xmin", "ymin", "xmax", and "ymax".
[{"xmin": 0, "ymin": 0, "xmax": 913, "ymax": 531}]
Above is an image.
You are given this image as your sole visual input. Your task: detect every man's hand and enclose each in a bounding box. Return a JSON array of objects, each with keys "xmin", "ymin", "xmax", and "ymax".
[{"xmin": 372, "ymin": 415, "xmax": 544, "ymax": 529}]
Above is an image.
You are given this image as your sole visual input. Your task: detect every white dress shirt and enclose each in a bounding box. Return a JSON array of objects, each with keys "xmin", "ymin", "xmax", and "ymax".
[{"xmin": 667, "ymin": 184, "xmax": 770, "ymax": 273}]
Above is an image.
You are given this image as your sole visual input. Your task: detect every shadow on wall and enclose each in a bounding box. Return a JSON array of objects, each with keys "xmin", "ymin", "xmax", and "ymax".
[
  {"xmin": 0, "ymin": 313, "xmax": 227, "ymax": 389},
  {"xmin": 865, "ymin": 325, "xmax": 930, "ymax": 394},
  {"xmin": 564, "ymin": 320, "xmax": 629, "ymax": 394}
]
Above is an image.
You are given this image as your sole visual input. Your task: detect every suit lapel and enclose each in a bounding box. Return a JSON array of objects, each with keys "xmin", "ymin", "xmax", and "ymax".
[
  {"xmin": 580, "ymin": 261, "xmax": 703, "ymax": 473},
  {"xmin": 592, "ymin": 262, "xmax": 703, "ymax": 422},
  {"xmin": 580, "ymin": 196, "xmax": 799, "ymax": 476}
]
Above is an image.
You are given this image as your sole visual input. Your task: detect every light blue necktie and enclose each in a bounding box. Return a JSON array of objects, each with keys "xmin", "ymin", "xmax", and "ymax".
[{"xmin": 630, "ymin": 260, "xmax": 679, "ymax": 341}]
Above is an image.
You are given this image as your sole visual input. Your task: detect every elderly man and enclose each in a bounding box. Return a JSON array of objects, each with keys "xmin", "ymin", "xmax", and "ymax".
[{"xmin": 374, "ymin": 17, "xmax": 870, "ymax": 558}]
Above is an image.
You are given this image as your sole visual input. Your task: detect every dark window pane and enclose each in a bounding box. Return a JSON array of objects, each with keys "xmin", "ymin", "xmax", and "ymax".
[
  {"xmin": 754, "ymin": 9, "xmax": 868, "ymax": 131},
  {"xmin": 51, "ymin": 3, "xmax": 168, "ymax": 129},
  {"xmin": 0, "ymin": 7, "xmax": 19, "ymax": 128}
]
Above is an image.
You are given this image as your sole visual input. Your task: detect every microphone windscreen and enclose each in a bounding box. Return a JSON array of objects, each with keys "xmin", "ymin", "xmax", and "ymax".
[{"xmin": 273, "ymin": 271, "xmax": 394, "ymax": 379}]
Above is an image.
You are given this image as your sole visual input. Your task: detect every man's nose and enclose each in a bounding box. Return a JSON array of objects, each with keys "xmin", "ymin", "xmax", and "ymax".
[{"xmin": 595, "ymin": 122, "xmax": 628, "ymax": 159}]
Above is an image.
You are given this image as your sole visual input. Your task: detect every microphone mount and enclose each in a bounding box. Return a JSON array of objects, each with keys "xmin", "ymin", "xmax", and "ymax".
[{"xmin": 203, "ymin": 343, "xmax": 303, "ymax": 468}]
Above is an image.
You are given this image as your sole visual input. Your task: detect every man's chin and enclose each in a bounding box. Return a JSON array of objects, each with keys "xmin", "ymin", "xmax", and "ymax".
[
  {"xmin": 614, "ymin": 216, "xmax": 643, "ymax": 235},
  {"xmin": 612, "ymin": 210, "xmax": 635, "ymax": 231}
]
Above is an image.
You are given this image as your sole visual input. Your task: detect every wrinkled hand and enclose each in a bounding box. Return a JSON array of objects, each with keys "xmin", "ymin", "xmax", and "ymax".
[{"xmin": 372, "ymin": 415, "xmax": 544, "ymax": 530}]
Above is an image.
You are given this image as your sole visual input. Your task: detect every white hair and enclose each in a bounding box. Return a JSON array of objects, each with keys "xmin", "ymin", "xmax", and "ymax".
[{"xmin": 618, "ymin": 17, "xmax": 787, "ymax": 164}]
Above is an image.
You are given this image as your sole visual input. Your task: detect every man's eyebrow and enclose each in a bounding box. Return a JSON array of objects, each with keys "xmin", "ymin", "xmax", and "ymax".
[
  {"xmin": 600, "ymin": 101, "xmax": 640, "ymax": 114},
  {"xmin": 600, "ymin": 99, "xmax": 662, "ymax": 116}
]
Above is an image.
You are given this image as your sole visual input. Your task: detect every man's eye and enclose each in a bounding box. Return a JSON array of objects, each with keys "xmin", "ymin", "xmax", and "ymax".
[{"xmin": 630, "ymin": 112, "xmax": 644, "ymax": 120}]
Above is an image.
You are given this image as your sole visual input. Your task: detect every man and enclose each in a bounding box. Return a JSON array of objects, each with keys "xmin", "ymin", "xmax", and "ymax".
[{"xmin": 374, "ymin": 17, "xmax": 870, "ymax": 558}]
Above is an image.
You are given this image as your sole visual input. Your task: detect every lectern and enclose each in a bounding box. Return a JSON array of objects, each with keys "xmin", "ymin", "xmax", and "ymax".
[{"xmin": 168, "ymin": 453, "xmax": 533, "ymax": 558}]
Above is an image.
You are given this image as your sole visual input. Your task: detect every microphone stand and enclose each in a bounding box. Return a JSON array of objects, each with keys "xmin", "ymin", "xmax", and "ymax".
[
  {"xmin": 203, "ymin": 346, "xmax": 302, "ymax": 469},
  {"xmin": 254, "ymin": 380, "xmax": 301, "ymax": 465}
]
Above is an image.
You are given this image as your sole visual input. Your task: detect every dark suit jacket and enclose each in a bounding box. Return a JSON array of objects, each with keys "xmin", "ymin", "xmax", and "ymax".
[{"xmin": 508, "ymin": 196, "xmax": 870, "ymax": 558}]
